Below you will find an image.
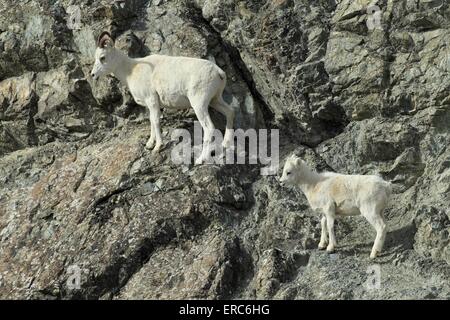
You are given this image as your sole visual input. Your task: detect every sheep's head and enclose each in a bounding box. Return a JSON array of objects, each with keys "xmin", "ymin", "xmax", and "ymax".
[
  {"xmin": 91, "ymin": 31, "xmax": 116, "ymax": 80},
  {"xmin": 280, "ymin": 154, "xmax": 305, "ymax": 186}
]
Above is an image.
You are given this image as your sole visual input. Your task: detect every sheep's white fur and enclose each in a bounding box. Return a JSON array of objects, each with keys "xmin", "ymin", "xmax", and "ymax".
[
  {"xmin": 91, "ymin": 32, "xmax": 235, "ymax": 164},
  {"xmin": 280, "ymin": 154, "xmax": 391, "ymax": 259}
]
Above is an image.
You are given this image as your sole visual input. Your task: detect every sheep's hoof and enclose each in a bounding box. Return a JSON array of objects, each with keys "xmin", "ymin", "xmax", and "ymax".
[
  {"xmin": 195, "ymin": 150, "xmax": 211, "ymax": 165},
  {"xmin": 194, "ymin": 157, "xmax": 204, "ymax": 165},
  {"xmin": 326, "ymin": 245, "xmax": 335, "ymax": 253},
  {"xmin": 145, "ymin": 140, "xmax": 156, "ymax": 150},
  {"xmin": 370, "ymin": 251, "xmax": 379, "ymax": 260},
  {"xmin": 152, "ymin": 143, "xmax": 163, "ymax": 153},
  {"xmin": 318, "ymin": 243, "xmax": 327, "ymax": 250},
  {"xmin": 222, "ymin": 139, "xmax": 232, "ymax": 149}
]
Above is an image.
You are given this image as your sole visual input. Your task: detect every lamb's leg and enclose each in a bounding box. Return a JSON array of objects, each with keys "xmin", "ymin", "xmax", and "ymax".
[
  {"xmin": 324, "ymin": 204, "xmax": 337, "ymax": 253},
  {"xmin": 365, "ymin": 210, "xmax": 387, "ymax": 259},
  {"xmin": 318, "ymin": 216, "xmax": 328, "ymax": 250},
  {"xmin": 191, "ymin": 101, "xmax": 215, "ymax": 165},
  {"xmin": 211, "ymin": 97, "xmax": 235, "ymax": 149},
  {"xmin": 146, "ymin": 117, "xmax": 156, "ymax": 149},
  {"xmin": 145, "ymin": 97, "xmax": 163, "ymax": 152}
]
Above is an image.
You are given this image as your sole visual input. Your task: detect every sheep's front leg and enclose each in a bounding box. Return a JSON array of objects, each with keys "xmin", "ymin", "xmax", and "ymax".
[
  {"xmin": 324, "ymin": 204, "xmax": 337, "ymax": 253},
  {"xmin": 318, "ymin": 216, "xmax": 328, "ymax": 250},
  {"xmin": 145, "ymin": 96, "xmax": 163, "ymax": 152}
]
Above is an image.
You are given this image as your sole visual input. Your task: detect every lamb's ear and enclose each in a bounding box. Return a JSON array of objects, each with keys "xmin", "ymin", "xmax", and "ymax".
[{"xmin": 97, "ymin": 31, "xmax": 115, "ymax": 48}]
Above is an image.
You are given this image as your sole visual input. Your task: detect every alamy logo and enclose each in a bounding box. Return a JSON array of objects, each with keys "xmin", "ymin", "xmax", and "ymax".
[
  {"xmin": 365, "ymin": 264, "xmax": 381, "ymax": 290},
  {"xmin": 114, "ymin": 0, "xmax": 139, "ymax": 11},
  {"xmin": 366, "ymin": 5, "xmax": 382, "ymax": 31},
  {"xmin": 66, "ymin": 264, "xmax": 87, "ymax": 291},
  {"xmin": 171, "ymin": 121, "xmax": 279, "ymax": 175}
]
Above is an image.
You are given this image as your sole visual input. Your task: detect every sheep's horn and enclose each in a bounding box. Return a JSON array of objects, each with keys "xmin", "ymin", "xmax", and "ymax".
[{"xmin": 97, "ymin": 31, "xmax": 114, "ymax": 48}]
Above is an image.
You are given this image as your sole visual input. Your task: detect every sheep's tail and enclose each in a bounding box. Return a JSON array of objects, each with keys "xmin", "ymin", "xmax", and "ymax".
[
  {"xmin": 379, "ymin": 179, "xmax": 393, "ymax": 207},
  {"xmin": 384, "ymin": 180, "xmax": 393, "ymax": 198},
  {"xmin": 374, "ymin": 171, "xmax": 393, "ymax": 198},
  {"xmin": 217, "ymin": 67, "xmax": 226, "ymax": 81},
  {"xmin": 219, "ymin": 68, "xmax": 227, "ymax": 81}
]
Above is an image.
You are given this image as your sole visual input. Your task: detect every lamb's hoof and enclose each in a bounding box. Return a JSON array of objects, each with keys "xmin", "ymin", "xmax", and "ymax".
[
  {"xmin": 194, "ymin": 157, "xmax": 204, "ymax": 165},
  {"xmin": 145, "ymin": 140, "xmax": 155, "ymax": 150},
  {"xmin": 370, "ymin": 252, "xmax": 379, "ymax": 260},
  {"xmin": 152, "ymin": 144, "xmax": 163, "ymax": 154},
  {"xmin": 222, "ymin": 139, "xmax": 232, "ymax": 149},
  {"xmin": 326, "ymin": 245, "xmax": 335, "ymax": 253},
  {"xmin": 318, "ymin": 243, "xmax": 327, "ymax": 250}
]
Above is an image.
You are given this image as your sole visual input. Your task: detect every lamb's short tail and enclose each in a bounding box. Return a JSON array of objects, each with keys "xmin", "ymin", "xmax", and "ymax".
[
  {"xmin": 217, "ymin": 67, "xmax": 226, "ymax": 81},
  {"xmin": 374, "ymin": 172, "xmax": 393, "ymax": 198},
  {"xmin": 384, "ymin": 180, "xmax": 393, "ymax": 198}
]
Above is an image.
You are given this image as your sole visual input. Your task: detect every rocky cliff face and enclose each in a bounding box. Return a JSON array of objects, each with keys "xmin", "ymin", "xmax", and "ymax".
[{"xmin": 0, "ymin": 0, "xmax": 449, "ymax": 299}]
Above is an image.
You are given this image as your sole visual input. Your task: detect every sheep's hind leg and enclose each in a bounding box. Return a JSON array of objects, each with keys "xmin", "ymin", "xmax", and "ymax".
[
  {"xmin": 211, "ymin": 97, "xmax": 235, "ymax": 149},
  {"xmin": 318, "ymin": 216, "xmax": 328, "ymax": 250},
  {"xmin": 145, "ymin": 97, "xmax": 163, "ymax": 152},
  {"xmin": 146, "ymin": 118, "xmax": 156, "ymax": 150},
  {"xmin": 324, "ymin": 204, "xmax": 337, "ymax": 253},
  {"xmin": 364, "ymin": 208, "xmax": 387, "ymax": 259},
  {"xmin": 191, "ymin": 101, "xmax": 215, "ymax": 165}
]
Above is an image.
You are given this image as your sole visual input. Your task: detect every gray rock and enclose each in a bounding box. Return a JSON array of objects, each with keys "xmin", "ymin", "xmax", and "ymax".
[{"xmin": 0, "ymin": 0, "xmax": 449, "ymax": 300}]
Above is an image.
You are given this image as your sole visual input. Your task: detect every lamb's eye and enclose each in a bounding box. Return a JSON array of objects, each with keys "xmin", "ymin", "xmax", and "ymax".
[
  {"xmin": 287, "ymin": 172, "xmax": 291, "ymax": 175},
  {"xmin": 100, "ymin": 56, "xmax": 106, "ymax": 64}
]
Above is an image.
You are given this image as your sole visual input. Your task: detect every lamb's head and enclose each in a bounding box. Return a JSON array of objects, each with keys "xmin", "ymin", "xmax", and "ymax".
[
  {"xmin": 280, "ymin": 154, "xmax": 306, "ymax": 186},
  {"xmin": 91, "ymin": 31, "xmax": 116, "ymax": 80}
]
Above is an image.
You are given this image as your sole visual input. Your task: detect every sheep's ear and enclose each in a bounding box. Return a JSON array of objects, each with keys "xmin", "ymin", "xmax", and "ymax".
[
  {"xmin": 98, "ymin": 31, "xmax": 115, "ymax": 48},
  {"xmin": 295, "ymin": 158, "xmax": 303, "ymax": 166}
]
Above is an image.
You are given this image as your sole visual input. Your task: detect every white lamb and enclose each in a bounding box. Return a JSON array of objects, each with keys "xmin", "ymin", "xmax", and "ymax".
[
  {"xmin": 280, "ymin": 154, "xmax": 391, "ymax": 259},
  {"xmin": 90, "ymin": 31, "xmax": 235, "ymax": 164}
]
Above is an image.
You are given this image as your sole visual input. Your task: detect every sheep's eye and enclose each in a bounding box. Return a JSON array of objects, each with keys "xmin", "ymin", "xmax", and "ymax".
[
  {"xmin": 287, "ymin": 172, "xmax": 291, "ymax": 176},
  {"xmin": 100, "ymin": 56, "xmax": 106, "ymax": 64}
]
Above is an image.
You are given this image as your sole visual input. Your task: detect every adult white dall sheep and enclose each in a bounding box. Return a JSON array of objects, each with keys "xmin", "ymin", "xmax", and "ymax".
[
  {"xmin": 280, "ymin": 154, "xmax": 391, "ymax": 259},
  {"xmin": 91, "ymin": 31, "xmax": 235, "ymax": 164}
]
